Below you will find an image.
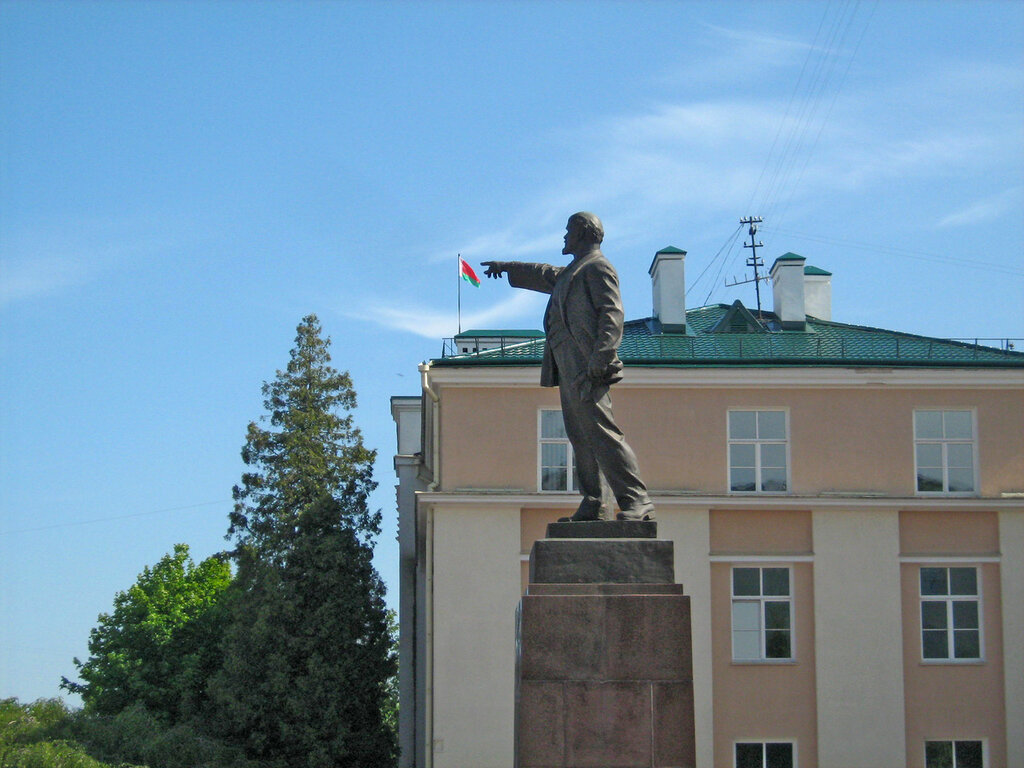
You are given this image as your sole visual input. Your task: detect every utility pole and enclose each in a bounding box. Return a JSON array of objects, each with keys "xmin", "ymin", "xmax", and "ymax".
[{"xmin": 726, "ymin": 216, "xmax": 768, "ymax": 320}]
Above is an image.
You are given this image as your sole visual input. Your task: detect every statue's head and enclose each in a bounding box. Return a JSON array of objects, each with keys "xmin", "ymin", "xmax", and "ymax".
[
  {"xmin": 568, "ymin": 212, "xmax": 604, "ymax": 245},
  {"xmin": 563, "ymin": 212, "xmax": 604, "ymax": 256}
]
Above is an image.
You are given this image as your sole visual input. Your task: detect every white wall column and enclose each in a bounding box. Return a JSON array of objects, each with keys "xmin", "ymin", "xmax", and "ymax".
[
  {"xmin": 813, "ymin": 509, "xmax": 905, "ymax": 767},
  {"xmin": 1001, "ymin": 510, "xmax": 1024, "ymax": 768},
  {"xmin": 430, "ymin": 503, "xmax": 522, "ymax": 768},
  {"xmin": 661, "ymin": 505, "xmax": 713, "ymax": 767}
]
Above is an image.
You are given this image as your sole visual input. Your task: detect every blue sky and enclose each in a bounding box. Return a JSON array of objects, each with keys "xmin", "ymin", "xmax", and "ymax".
[{"xmin": 1, "ymin": 0, "xmax": 1021, "ymax": 704}]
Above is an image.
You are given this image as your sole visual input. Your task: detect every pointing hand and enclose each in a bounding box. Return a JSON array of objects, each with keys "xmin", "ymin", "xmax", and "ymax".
[{"xmin": 481, "ymin": 261, "xmax": 506, "ymax": 279}]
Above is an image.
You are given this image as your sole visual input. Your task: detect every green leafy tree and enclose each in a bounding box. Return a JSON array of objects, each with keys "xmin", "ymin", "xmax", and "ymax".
[
  {"xmin": 60, "ymin": 544, "xmax": 233, "ymax": 722},
  {"xmin": 214, "ymin": 315, "xmax": 396, "ymax": 768}
]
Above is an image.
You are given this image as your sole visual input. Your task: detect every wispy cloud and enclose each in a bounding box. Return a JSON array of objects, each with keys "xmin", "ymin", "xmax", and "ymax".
[
  {"xmin": 408, "ymin": 18, "xmax": 1021, "ymax": 304},
  {"xmin": 431, "ymin": 230, "xmax": 561, "ymax": 264},
  {"xmin": 0, "ymin": 256, "xmax": 94, "ymax": 306},
  {"xmin": 698, "ymin": 22, "xmax": 827, "ymax": 56},
  {"xmin": 350, "ymin": 291, "xmax": 545, "ymax": 339},
  {"xmin": 1, "ymin": 216, "xmax": 179, "ymax": 307},
  {"xmin": 937, "ymin": 187, "xmax": 1024, "ymax": 228}
]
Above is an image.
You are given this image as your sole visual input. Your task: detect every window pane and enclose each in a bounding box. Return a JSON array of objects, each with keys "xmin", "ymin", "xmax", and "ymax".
[
  {"xmin": 921, "ymin": 601, "xmax": 948, "ymax": 629},
  {"xmin": 760, "ymin": 468, "xmax": 787, "ymax": 492},
  {"xmin": 733, "ymin": 568, "xmax": 761, "ymax": 596},
  {"xmin": 761, "ymin": 442, "xmax": 787, "ymax": 468},
  {"xmin": 946, "ymin": 443, "xmax": 974, "ymax": 469},
  {"xmin": 730, "ymin": 411, "xmax": 757, "ymax": 439},
  {"xmin": 763, "ymin": 568, "xmax": 790, "ymax": 596},
  {"xmin": 758, "ymin": 411, "xmax": 786, "ymax": 439},
  {"xmin": 950, "ymin": 568, "xmax": 977, "ymax": 596},
  {"xmin": 765, "ymin": 601, "xmax": 791, "ymax": 629},
  {"xmin": 735, "ymin": 743, "xmax": 763, "ymax": 768},
  {"xmin": 540, "ymin": 410, "xmax": 566, "ymax": 438},
  {"xmin": 952, "ymin": 600, "xmax": 978, "ymax": 629},
  {"xmin": 944, "ymin": 410, "xmax": 972, "ymax": 439},
  {"xmin": 541, "ymin": 442, "xmax": 567, "ymax": 467},
  {"xmin": 541, "ymin": 467, "xmax": 567, "ymax": 491},
  {"xmin": 733, "ymin": 630, "xmax": 761, "ymax": 660},
  {"xmin": 954, "ymin": 740, "xmax": 984, "ymax": 768},
  {"xmin": 765, "ymin": 629, "xmax": 791, "ymax": 658},
  {"xmin": 947, "ymin": 468, "xmax": 974, "ymax": 493},
  {"xmin": 730, "ymin": 443, "xmax": 756, "ymax": 468},
  {"xmin": 916, "ymin": 411, "xmax": 944, "ymax": 439},
  {"xmin": 732, "ymin": 601, "xmax": 760, "ymax": 631},
  {"xmin": 916, "ymin": 443, "xmax": 943, "ymax": 468},
  {"xmin": 765, "ymin": 742, "xmax": 794, "ymax": 768},
  {"xmin": 925, "ymin": 741, "xmax": 953, "ymax": 768},
  {"xmin": 923, "ymin": 629, "xmax": 949, "ymax": 659},
  {"xmin": 921, "ymin": 568, "xmax": 949, "ymax": 595},
  {"xmin": 731, "ymin": 468, "xmax": 756, "ymax": 492},
  {"xmin": 917, "ymin": 468, "xmax": 944, "ymax": 492},
  {"xmin": 954, "ymin": 629, "xmax": 981, "ymax": 659}
]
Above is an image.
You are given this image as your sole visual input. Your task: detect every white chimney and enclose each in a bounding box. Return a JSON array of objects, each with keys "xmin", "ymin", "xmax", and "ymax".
[
  {"xmin": 804, "ymin": 265, "xmax": 832, "ymax": 320},
  {"xmin": 648, "ymin": 247, "xmax": 687, "ymax": 333},
  {"xmin": 770, "ymin": 253, "xmax": 807, "ymax": 330}
]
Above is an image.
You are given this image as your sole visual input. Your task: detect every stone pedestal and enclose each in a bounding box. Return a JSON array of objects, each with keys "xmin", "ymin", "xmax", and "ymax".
[{"xmin": 515, "ymin": 522, "xmax": 696, "ymax": 768}]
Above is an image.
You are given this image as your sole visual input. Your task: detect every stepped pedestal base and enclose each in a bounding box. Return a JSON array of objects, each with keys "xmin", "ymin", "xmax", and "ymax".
[{"xmin": 515, "ymin": 523, "xmax": 696, "ymax": 768}]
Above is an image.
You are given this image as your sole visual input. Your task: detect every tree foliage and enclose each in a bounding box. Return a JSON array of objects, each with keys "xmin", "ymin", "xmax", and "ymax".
[
  {"xmin": 214, "ymin": 314, "xmax": 396, "ymax": 768},
  {"xmin": 60, "ymin": 545, "xmax": 232, "ymax": 721},
  {"xmin": 53, "ymin": 315, "xmax": 395, "ymax": 768},
  {"xmin": 228, "ymin": 314, "xmax": 380, "ymax": 562}
]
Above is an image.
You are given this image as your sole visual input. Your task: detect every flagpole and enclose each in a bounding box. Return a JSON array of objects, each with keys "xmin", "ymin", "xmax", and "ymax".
[{"xmin": 457, "ymin": 253, "xmax": 462, "ymax": 334}]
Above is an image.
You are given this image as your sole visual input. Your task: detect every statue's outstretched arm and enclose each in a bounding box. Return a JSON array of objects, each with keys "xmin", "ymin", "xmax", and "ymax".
[{"xmin": 481, "ymin": 261, "xmax": 561, "ymax": 294}]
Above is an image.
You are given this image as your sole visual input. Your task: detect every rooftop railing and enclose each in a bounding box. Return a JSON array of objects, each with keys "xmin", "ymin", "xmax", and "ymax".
[{"xmin": 439, "ymin": 335, "xmax": 1024, "ymax": 361}]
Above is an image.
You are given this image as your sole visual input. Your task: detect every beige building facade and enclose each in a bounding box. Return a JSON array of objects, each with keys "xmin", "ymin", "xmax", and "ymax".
[{"xmin": 393, "ymin": 252, "xmax": 1024, "ymax": 768}]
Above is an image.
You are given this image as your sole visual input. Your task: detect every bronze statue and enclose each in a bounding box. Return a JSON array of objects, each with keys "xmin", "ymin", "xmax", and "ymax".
[{"xmin": 482, "ymin": 212, "xmax": 655, "ymax": 522}]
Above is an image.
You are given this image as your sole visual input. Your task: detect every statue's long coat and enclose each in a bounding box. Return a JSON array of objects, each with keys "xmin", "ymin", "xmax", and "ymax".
[{"xmin": 503, "ymin": 252, "xmax": 626, "ymax": 390}]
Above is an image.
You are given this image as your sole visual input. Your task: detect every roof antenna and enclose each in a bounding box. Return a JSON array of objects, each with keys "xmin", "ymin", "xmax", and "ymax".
[{"xmin": 726, "ymin": 216, "xmax": 768, "ymax": 321}]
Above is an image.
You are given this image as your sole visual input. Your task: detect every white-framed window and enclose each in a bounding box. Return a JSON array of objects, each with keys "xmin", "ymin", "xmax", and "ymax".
[
  {"xmin": 735, "ymin": 741, "xmax": 795, "ymax": 768},
  {"xmin": 914, "ymin": 410, "xmax": 976, "ymax": 494},
  {"xmin": 728, "ymin": 410, "xmax": 788, "ymax": 493},
  {"xmin": 925, "ymin": 740, "xmax": 984, "ymax": 768},
  {"xmin": 920, "ymin": 566, "xmax": 981, "ymax": 661},
  {"xmin": 731, "ymin": 566, "xmax": 792, "ymax": 661},
  {"xmin": 538, "ymin": 409, "xmax": 577, "ymax": 492}
]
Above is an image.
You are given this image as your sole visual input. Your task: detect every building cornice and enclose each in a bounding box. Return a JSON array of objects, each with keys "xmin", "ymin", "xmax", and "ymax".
[
  {"xmin": 421, "ymin": 364, "xmax": 1024, "ymax": 390},
  {"xmin": 415, "ymin": 490, "xmax": 1024, "ymax": 513}
]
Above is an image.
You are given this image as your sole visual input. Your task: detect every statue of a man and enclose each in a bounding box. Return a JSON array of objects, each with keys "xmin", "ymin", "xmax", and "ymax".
[{"xmin": 482, "ymin": 212, "xmax": 655, "ymax": 522}]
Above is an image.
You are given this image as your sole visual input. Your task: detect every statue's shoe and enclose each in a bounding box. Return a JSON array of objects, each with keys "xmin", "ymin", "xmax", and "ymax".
[
  {"xmin": 558, "ymin": 498, "xmax": 608, "ymax": 522},
  {"xmin": 616, "ymin": 503, "xmax": 656, "ymax": 522}
]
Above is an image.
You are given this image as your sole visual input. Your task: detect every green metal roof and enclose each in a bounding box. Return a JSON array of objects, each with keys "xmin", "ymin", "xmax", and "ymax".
[
  {"xmin": 804, "ymin": 265, "xmax": 832, "ymax": 276},
  {"xmin": 434, "ymin": 303, "xmax": 1024, "ymax": 368},
  {"xmin": 656, "ymin": 246, "xmax": 687, "ymax": 254}
]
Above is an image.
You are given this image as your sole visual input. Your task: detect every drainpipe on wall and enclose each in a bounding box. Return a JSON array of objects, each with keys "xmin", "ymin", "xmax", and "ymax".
[
  {"xmin": 419, "ymin": 362, "xmax": 440, "ymax": 492},
  {"xmin": 418, "ymin": 362, "xmax": 438, "ymax": 766},
  {"xmin": 424, "ymin": 505, "xmax": 434, "ymax": 768}
]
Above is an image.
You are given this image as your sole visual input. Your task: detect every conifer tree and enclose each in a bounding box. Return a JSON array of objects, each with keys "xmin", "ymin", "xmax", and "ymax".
[{"xmin": 215, "ymin": 315, "xmax": 396, "ymax": 768}]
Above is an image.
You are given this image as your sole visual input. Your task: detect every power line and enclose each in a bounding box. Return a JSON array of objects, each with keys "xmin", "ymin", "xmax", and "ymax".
[
  {"xmin": 0, "ymin": 500, "xmax": 232, "ymax": 536},
  {"xmin": 773, "ymin": 0, "xmax": 878, "ymax": 229},
  {"xmin": 687, "ymin": 223, "xmax": 743, "ymax": 301},
  {"xmin": 749, "ymin": 1, "xmax": 876, "ymax": 228},
  {"xmin": 760, "ymin": 226, "xmax": 1024, "ymax": 276}
]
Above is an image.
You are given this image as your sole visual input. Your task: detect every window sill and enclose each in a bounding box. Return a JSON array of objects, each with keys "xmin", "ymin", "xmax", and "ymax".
[
  {"xmin": 730, "ymin": 659, "xmax": 798, "ymax": 666},
  {"xmin": 919, "ymin": 659, "xmax": 985, "ymax": 666}
]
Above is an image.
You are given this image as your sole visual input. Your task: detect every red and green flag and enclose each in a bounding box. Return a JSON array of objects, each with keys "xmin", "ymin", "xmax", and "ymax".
[{"xmin": 459, "ymin": 257, "xmax": 481, "ymax": 287}]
